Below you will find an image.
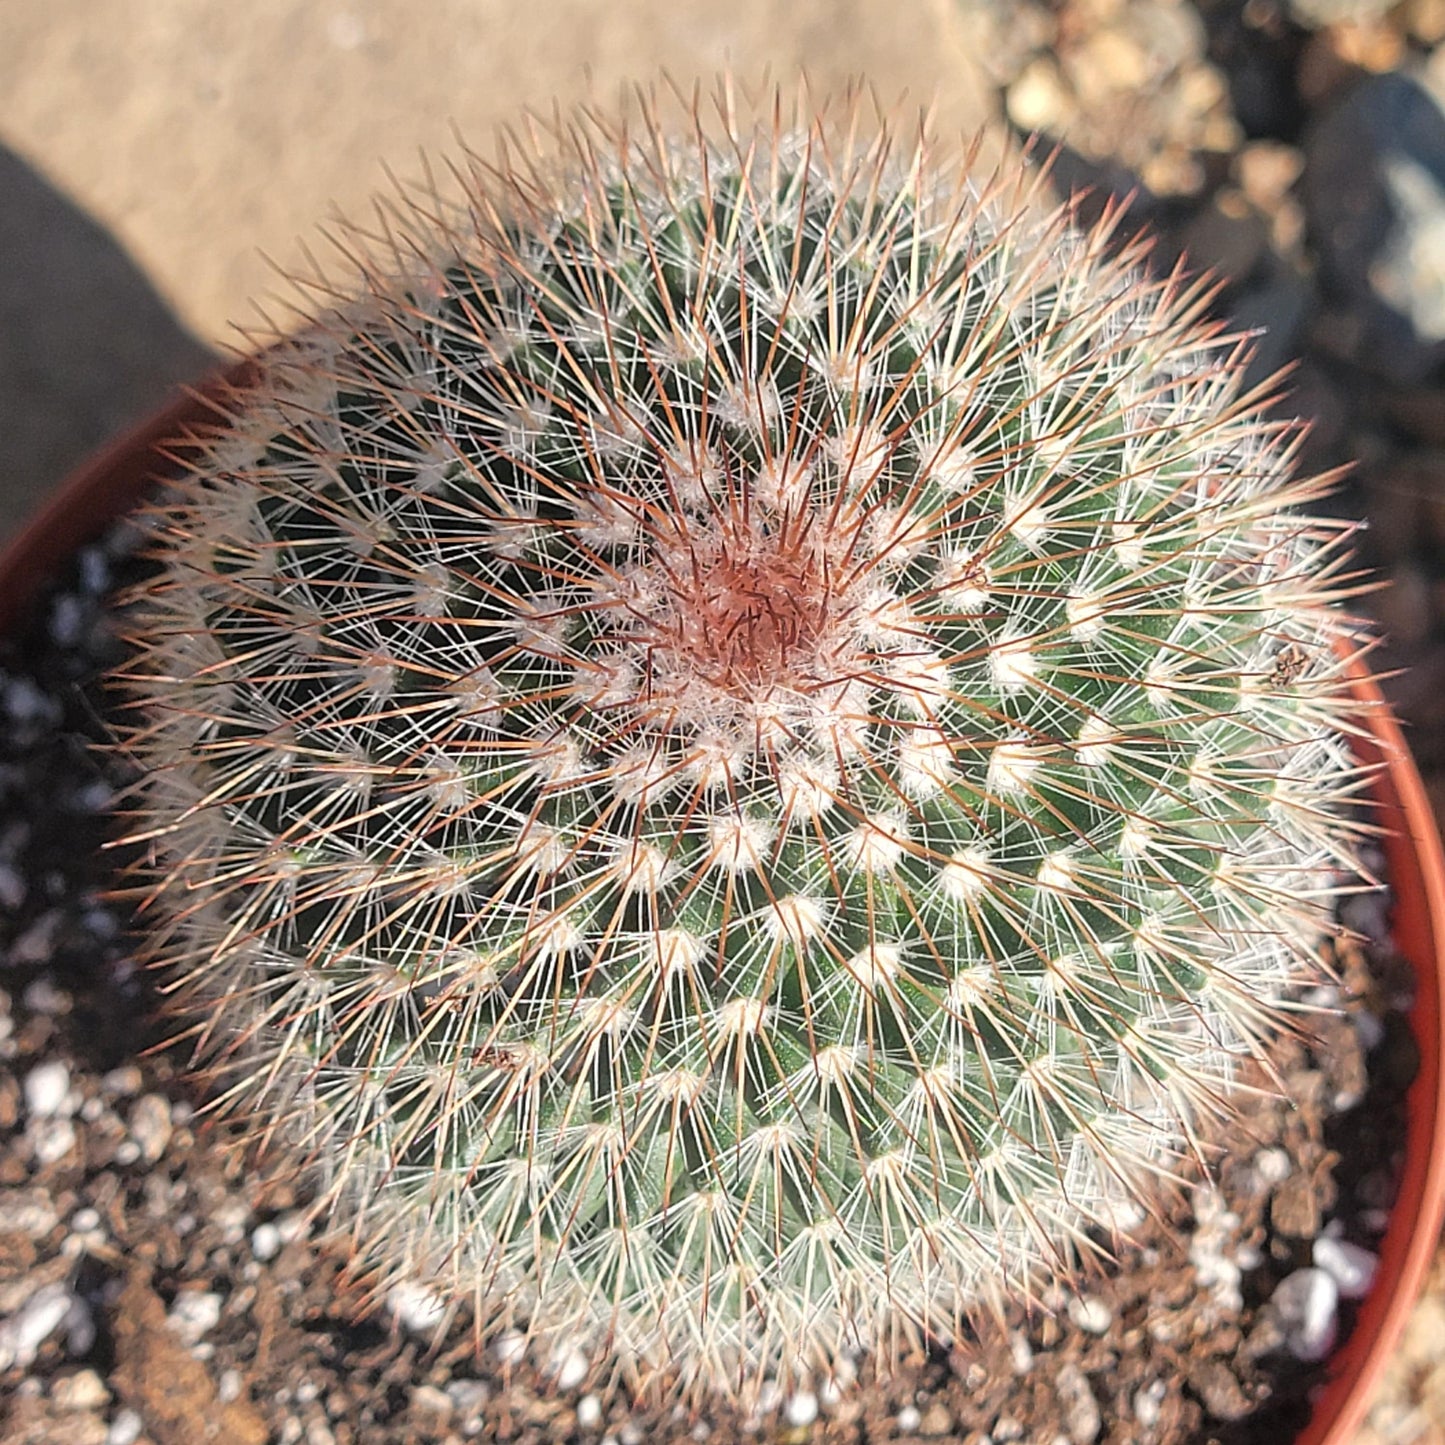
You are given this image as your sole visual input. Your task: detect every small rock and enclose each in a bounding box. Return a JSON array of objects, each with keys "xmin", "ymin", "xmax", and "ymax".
[
  {"xmin": 129, "ymin": 1093, "xmax": 173, "ymax": 1164},
  {"xmin": 0, "ymin": 1189, "xmax": 59, "ymax": 1238},
  {"xmin": 28, "ymin": 1115, "xmax": 77, "ymax": 1166},
  {"xmin": 1291, "ymin": 0, "xmax": 1398, "ymax": 28},
  {"xmin": 1304, "ymin": 66, "xmax": 1445, "ymax": 382},
  {"xmin": 24, "ymin": 1060, "xmax": 72, "ymax": 1119},
  {"xmin": 1253, "ymin": 1147, "xmax": 1293, "ymax": 1186},
  {"xmin": 493, "ymin": 1330, "xmax": 527, "ymax": 1366},
  {"xmin": 784, "ymin": 1390, "xmax": 818, "ymax": 1427},
  {"xmin": 1313, "ymin": 1236, "xmax": 1380, "ymax": 1298},
  {"xmin": 1132, "ymin": 1380, "xmax": 1166, "ymax": 1428},
  {"xmin": 896, "ymin": 1404, "xmax": 922, "ymax": 1433},
  {"xmin": 250, "ymin": 1222, "xmax": 283, "ymax": 1261},
  {"xmin": 387, "ymin": 1281, "xmax": 447, "ymax": 1335},
  {"xmin": 0, "ymin": 1282, "xmax": 72, "ymax": 1369},
  {"xmin": 65, "ymin": 1293, "xmax": 96, "ymax": 1356},
  {"xmin": 107, "ymin": 1409, "xmax": 144, "ymax": 1445},
  {"xmin": 1007, "ymin": 56, "xmax": 1070, "ymax": 133},
  {"xmin": 919, "ymin": 1401, "xmax": 954, "ymax": 1436},
  {"xmin": 22, "ymin": 976, "xmax": 70, "ymax": 1014},
  {"xmin": 1189, "ymin": 1358, "xmax": 1254, "ymax": 1420},
  {"xmin": 1236, "ymin": 141, "xmax": 1305, "ymax": 209},
  {"xmin": 577, "ymin": 1394, "xmax": 603, "ymax": 1429},
  {"xmin": 551, "ymin": 1343, "xmax": 590, "ymax": 1392},
  {"xmin": 11, "ymin": 911, "xmax": 63, "ymax": 965},
  {"xmin": 411, "ymin": 1384, "xmax": 453, "ymax": 1418},
  {"xmin": 1272, "ymin": 1267, "xmax": 1340, "ymax": 1361},
  {"xmin": 102, "ymin": 1065, "xmax": 144, "ymax": 1097},
  {"xmin": 1067, "ymin": 26, "xmax": 1153, "ymax": 105},
  {"xmin": 446, "ymin": 1379, "xmax": 490, "ymax": 1413},
  {"xmin": 168, "ymin": 1289, "xmax": 223, "ymax": 1346},
  {"xmin": 1008, "ymin": 1330, "xmax": 1033, "ymax": 1374},
  {"xmin": 0, "ymin": 863, "xmax": 25, "ymax": 911},
  {"xmin": 53, "ymin": 1368, "xmax": 112, "ymax": 1410},
  {"xmin": 1066, "ymin": 1294, "xmax": 1113, "ymax": 1334},
  {"xmin": 1056, "ymin": 1362, "xmax": 1101, "ymax": 1443}
]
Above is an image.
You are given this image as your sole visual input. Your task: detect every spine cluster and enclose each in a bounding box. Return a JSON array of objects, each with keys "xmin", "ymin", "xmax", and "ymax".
[{"xmin": 118, "ymin": 90, "xmax": 1365, "ymax": 1400}]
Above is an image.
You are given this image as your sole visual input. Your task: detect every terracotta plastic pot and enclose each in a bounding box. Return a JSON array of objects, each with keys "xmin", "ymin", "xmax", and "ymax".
[
  {"xmin": 3, "ymin": 384, "xmax": 1444, "ymax": 1445},
  {"xmin": 1301, "ymin": 657, "xmax": 1445, "ymax": 1445},
  {"xmin": 0, "ymin": 362, "xmax": 255, "ymax": 637}
]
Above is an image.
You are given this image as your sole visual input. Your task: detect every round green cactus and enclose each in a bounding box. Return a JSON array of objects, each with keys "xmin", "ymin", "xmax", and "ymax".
[{"xmin": 119, "ymin": 91, "xmax": 1364, "ymax": 1399}]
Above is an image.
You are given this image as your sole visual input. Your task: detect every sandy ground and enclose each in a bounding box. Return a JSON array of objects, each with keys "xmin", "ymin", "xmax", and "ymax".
[{"xmin": 0, "ymin": 0, "xmax": 991, "ymax": 543}]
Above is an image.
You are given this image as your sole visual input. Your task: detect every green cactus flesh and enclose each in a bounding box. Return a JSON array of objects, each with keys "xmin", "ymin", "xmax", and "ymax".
[{"xmin": 122, "ymin": 99, "xmax": 1363, "ymax": 1396}]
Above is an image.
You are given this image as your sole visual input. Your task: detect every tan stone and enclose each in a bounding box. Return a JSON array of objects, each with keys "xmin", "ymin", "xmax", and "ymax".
[
  {"xmin": 0, "ymin": 0, "xmax": 993, "ymax": 542},
  {"xmin": 0, "ymin": 0, "xmax": 991, "ymax": 345}
]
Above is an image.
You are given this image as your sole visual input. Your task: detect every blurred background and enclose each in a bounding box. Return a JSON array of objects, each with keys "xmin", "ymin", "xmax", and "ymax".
[{"xmin": 2, "ymin": 2, "xmax": 1445, "ymax": 1438}]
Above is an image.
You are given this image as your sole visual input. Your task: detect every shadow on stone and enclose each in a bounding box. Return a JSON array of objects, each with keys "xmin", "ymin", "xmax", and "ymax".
[{"xmin": 0, "ymin": 144, "xmax": 215, "ymax": 542}]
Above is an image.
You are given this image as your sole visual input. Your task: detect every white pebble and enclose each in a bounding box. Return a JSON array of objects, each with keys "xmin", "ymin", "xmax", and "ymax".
[
  {"xmin": 493, "ymin": 1329, "xmax": 527, "ymax": 1366},
  {"xmin": 1066, "ymin": 1294, "xmax": 1113, "ymax": 1334},
  {"xmin": 1009, "ymin": 1330, "xmax": 1034, "ymax": 1374},
  {"xmin": 0, "ymin": 1282, "xmax": 72, "ymax": 1369},
  {"xmin": 21, "ymin": 975, "xmax": 68, "ymax": 1013},
  {"xmin": 0, "ymin": 1190, "xmax": 59, "ymax": 1237},
  {"xmin": 251, "ymin": 1222, "xmax": 282, "ymax": 1261},
  {"xmin": 64, "ymin": 1295, "xmax": 95, "ymax": 1356},
  {"xmin": 1272, "ymin": 1268, "xmax": 1339, "ymax": 1362},
  {"xmin": 102, "ymin": 1066, "xmax": 143, "ymax": 1097},
  {"xmin": 897, "ymin": 1404, "xmax": 922, "ymax": 1432},
  {"xmin": 29, "ymin": 1117, "xmax": 76, "ymax": 1166},
  {"xmin": 1352, "ymin": 1010, "xmax": 1386, "ymax": 1052},
  {"xmin": 387, "ymin": 1281, "xmax": 446, "ymax": 1335},
  {"xmin": 1313, "ymin": 1237, "xmax": 1379, "ymax": 1300},
  {"xmin": 446, "ymin": 1379, "xmax": 490, "ymax": 1413},
  {"xmin": 129, "ymin": 1094, "xmax": 173, "ymax": 1164},
  {"xmin": 24, "ymin": 1060, "xmax": 71, "ymax": 1119},
  {"xmin": 1253, "ymin": 1147, "xmax": 1292, "ymax": 1185},
  {"xmin": 551, "ymin": 1344, "xmax": 589, "ymax": 1392},
  {"xmin": 577, "ymin": 1394, "xmax": 603, "ymax": 1429},
  {"xmin": 5, "ymin": 676, "xmax": 51, "ymax": 724},
  {"xmin": 784, "ymin": 1389, "xmax": 819, "ymax": 1427},
  {"xmin": 168, "ymin": 1290, "xmax": 223, "ymax": 1345},
  {"xmin": 50, "ymin": 594, "xmax": 85, "ymax": 646},
  {"xmin": 0, "ymin": 864, "xmax": 24, "ymax": 911},
  {"xmin": 108, "ymin": 1408, "xmax": 144, "ymax": 1445},
  {"xmin": 79, "ymin": 547, "xmax": 110, "ymax": 595},
  {"xmin": 1132, "ymin": 1380, "xmax": 1166, "ymax": 1428},
  {"xmin": 10, "ymin": 913, "xmax": 61, "ymax": 965}
]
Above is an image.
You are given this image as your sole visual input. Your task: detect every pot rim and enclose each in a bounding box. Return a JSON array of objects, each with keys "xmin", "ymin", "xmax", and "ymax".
[{"xmin": 3, "ymin": 382, "xmax": 1444, "ymax": 1444}]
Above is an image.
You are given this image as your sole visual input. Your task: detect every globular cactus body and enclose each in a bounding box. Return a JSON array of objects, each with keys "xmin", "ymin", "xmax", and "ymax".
[{"xmin": 121, "ymin": 91, "xmax": 1363, "ymax": 1399}]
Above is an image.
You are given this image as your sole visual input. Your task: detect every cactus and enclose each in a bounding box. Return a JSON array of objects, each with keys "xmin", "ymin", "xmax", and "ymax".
[{"xmin": 117, "ymin": 89, "xmax": 1365, "ymax": 1401}]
